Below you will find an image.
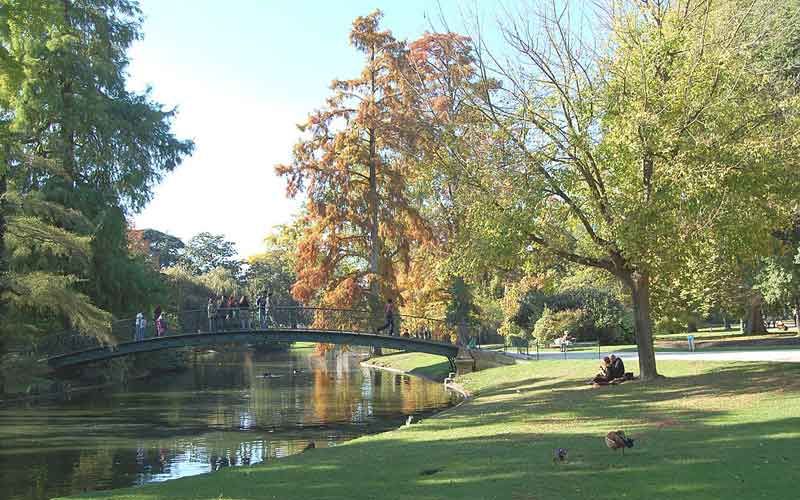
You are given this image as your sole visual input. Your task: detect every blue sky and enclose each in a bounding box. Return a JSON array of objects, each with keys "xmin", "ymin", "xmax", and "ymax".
[{"xmin": 129, "ymin": 0, "xmax": 487, "ymax": 258}]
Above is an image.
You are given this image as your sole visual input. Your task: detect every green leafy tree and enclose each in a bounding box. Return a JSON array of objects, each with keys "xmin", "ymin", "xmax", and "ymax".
[
  {"xmin": 0, "ymin": 0, "xmax": 192, "ymax": 363},
  {"xmin": 444, "ymin": 276, "xmax": 480, "ymax": 345},
  {"xmin": 757, "ymin": 219, "xmax": 800, "ymax": 331},
  {"xmin": 180, "ymin": 232, "xmax": 241, "ymax": 276},
  {"xmin": 418, "ymin": 1, "xmax": 800, "ymax": 380},
  {"xmin": 0, "ymin": 1, "xmax": 193, "ymax": 211},
  {"xmin": 532, "ymin": 307, "xmax": 588, "ymax": 345},
  {"xmin": 197, "ymin": 267, "xmax": 240, "ymax": 298},
  {"xmin": 87, "ymin": 207, "xmax": 166, "ymax": 317},
  {"xmin": 141, "ymin": 229, "xmax": 185, "ymax": 269},
  {"xmin": 245, "ymin": 226, "xmax": 302, "ymax": 309},
  {"xmin": 162, "ymin": 266, "xmax": 214, "ymax": 312},
  {"xmin": 1, "ymin": 187, "xmax": 111, "ymax": 340}
]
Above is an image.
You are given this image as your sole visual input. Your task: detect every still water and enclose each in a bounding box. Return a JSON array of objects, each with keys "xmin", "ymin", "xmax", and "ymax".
[{"xmin": 0, "ymin": 348, "xmax": 456, "ymax": 500}]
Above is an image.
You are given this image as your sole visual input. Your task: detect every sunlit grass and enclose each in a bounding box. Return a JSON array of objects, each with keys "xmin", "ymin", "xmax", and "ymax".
[
  {"xmin": 62, "ymin": 357, "xmax": 800, "ymax": 500},
  {"xmin": 364, "ymin": 352, "xmax": 452, "ymax": 380}
]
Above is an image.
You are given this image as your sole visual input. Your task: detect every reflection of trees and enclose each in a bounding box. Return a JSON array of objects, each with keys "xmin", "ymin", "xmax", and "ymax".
[
  {"xmin": 71, "ymin": 449, "xmax": 115, "ymax": 491},
  {"xmin": 0, "ymin": 350, "xmax": 453, "ymax": 500},
  {"xmin": 307, "ymin": 350, "xmax": 361, "ymax": 425}
]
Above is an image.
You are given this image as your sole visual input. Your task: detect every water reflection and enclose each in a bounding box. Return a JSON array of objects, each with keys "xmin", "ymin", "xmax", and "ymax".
[{"xmin": 0, "ymin": 348, "xmax": 455, "ymax": 500}]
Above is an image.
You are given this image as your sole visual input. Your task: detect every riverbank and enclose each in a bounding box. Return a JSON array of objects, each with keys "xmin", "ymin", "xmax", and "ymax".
[
  {"xmin": 62, "ymin": 355, "xmax": 800, "ymax": 500},
  {"xmin": 362, "ymin": 351, "xmax": 452, "ymax": 381}
]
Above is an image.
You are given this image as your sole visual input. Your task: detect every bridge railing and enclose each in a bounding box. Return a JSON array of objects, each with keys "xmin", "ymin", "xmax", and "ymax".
[{"xmin": 36, "ymin": 307, "xmax": 468, "ymax": 357}]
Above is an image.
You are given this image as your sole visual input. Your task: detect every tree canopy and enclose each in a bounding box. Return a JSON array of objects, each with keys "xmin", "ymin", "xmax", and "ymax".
[
  {"xmin": 179, "ymin": 232, "xmax": 241, "ymax": 276},
  {"xmin": 276, "ymin": 10, "xmax": 430, "ymax": 316},
  {"xmin": 0, "ymin": 0, "xmax": 193, "ymax": 352},
  {"xmin": 396, "ymin": 0, "xmax": 800, "ymax": 378},
  {"xmin": 277, "ymin": 1, "xmax": 800, "ymax": 379}
]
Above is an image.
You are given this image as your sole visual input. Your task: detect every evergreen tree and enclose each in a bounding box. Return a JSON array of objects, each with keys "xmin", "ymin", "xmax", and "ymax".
[{"xmin": 0, "ymin": 1, "xmax": 193, "ymax": 352}]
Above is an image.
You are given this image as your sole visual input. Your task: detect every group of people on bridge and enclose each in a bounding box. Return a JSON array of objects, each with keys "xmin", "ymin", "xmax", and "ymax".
[
  {"xmin": 130, "ymin": 296, "xmax": 452, "ymax": 343},
  {"xmin": 134, "ymin": 305, "xmax": 167, "ymax": 341},
  {"xmin": 206, "ymin": 291, "xmax": 274, "ymax": 333}
]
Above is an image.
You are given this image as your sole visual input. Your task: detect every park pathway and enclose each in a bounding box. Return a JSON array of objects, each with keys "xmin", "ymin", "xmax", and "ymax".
[{"xmin": 503, "ymin": 349, "xmax": 800, "ymax": 363}]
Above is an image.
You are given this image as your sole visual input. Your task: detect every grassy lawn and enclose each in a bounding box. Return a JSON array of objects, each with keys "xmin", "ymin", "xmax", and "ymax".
[
  {"xmin": 655, "ymin": 326, "xmax": 798, "ymax": 341},
  {"xmin": 62, "ymin": 356, "xmax": 800, "ymax": 500},
  {"xmin": 364, "ymin": 352, "xmax": 452, "ymax": 380},
  {"xmin": 486, "ymin": 331, "xmax": 800, "ymax": 356}
]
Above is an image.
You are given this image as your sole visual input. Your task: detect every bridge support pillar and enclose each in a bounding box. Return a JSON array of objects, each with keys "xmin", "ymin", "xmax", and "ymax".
[{"xmin": 454, "ymin": 349, "xmax": 475, "ymax": 376}]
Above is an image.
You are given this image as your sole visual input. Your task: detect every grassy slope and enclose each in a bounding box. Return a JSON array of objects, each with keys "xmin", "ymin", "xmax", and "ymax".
[
  {"xmin": 364, "ymin": 352, "xmax": 452, "ymax": 380},
  {"xmin": 63, "ymin": 357, "xmax": 800, "ymax": 500}
]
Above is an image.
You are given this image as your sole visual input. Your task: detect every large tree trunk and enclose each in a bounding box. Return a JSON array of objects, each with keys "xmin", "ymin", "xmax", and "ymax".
[
  {"xmin": 0, "ymin": 171, "xmax": 7, "ymax": 394},
  {"xmin": 0, "ymin": 172, "xmax": 7, "ymax": 291},
  {"xmin": 629, "ymin": 271, "xmax": 660, "ymax": 381},
  {"xmin": 61, "ymin": 0, "xmax": 77, "ymax": 183},
  {"xmin": 744, "ymin": 293, "xmax": 767, "ymax": 335},
  {"xmin": 366, "ymin": 47, "xmax": 382, "ymax": 357},
  {"xmin": 367, "ymin": 125, "xmax": 380, "ymax": 305},
  {"xmin": 367, "ymin": 45, "xmax": 381, "ymax": 313}
]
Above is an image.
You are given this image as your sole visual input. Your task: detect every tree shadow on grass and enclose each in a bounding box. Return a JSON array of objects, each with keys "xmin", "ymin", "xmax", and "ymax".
[
  {"xmin": 69, "ymin": 361, "xmax": 800, "ymax": 500},
  {"xmin": 406, "ymin": 360, "xmax": 452, "ymax": 381},
  {"xmin": 421, "ymin": 362, "xmax": 800, "ymax": 436},
  {"xmin": 77, "ymin": 415, "xmax": 800, "ymax": 500}
]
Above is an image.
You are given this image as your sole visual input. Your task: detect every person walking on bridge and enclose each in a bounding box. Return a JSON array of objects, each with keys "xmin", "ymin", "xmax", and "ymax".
[
  {"xmin": 218, "ymin": 295, "xmax": 228, "ymax": 331},
  {"xmin": 265, "ymin": 291, "xmax": 275, "ymax": 327},
  {"xmin": 239, "ymin": 295, "xmax": 251, "ymax": 330},
  {"xmin": 257, "ymin": 291, "xmax": 268, "ymax": 329},
  {"xmin": 156, "ymin": 312, "xmax": 167, "ymax": 337},
  {"xmin": 376, "ymin": 299, "xmax": 395, "ymax": 336},
  {"xmin": 225, "ymin": 295, "xmax": 236, "ymax": 330},
  {"xmin": 207, "ymin": 297, "xmax": 217, "ymax": 333},
  {"xmin": 153, "ymin": 305, "xmax": 162, "ymax": 330}
]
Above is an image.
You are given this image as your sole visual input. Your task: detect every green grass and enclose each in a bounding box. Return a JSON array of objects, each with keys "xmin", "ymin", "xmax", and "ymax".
[
  {"xmin": 61, "ymin": 356, "xmax": 800, "ymax": 500},
  {"xmin": 365, "ymin": 352, "xmax": 452, "ymax": 380},
  {"xmin": 290, "ymin": 341, "xmax": 318, "ymax": 349},
  {"xmin": 655, "ymin": 326, "xmax": 798, "ymax": 341},
  {"xmin": 487, "ymin": 331, "xmax": 800, "ymax": 355}
]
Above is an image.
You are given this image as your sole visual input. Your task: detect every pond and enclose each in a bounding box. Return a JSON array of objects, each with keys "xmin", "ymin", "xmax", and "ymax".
[{"xmin": 0, "ymin": 348, "xmax": 456, "ymax": 500}]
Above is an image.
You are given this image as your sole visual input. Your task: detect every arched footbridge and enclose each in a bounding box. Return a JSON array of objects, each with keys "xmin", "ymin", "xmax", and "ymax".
[{"xmin": 41, "ymin": 307, "xmax": 473, "ymax": 372}]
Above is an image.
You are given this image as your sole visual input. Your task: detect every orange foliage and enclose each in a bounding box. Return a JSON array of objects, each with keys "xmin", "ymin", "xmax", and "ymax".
[{"xmin": 275, "ymin": 10, "xmax": 435, "ymax": 312}]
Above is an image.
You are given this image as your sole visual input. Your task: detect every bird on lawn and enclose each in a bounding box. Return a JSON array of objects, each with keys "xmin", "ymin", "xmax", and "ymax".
[
  {"xmin": 605, "ymin": 431, "xmax": 635, "ymax": 455},
  {"xmin": 552, "ymin": 447, "xmax": 569, "ymax": 463}
]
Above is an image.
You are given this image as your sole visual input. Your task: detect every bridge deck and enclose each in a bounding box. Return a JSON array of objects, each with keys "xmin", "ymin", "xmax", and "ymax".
[{"xmin": 45, "ymin": 329, "xmax": 461, "ymax": 370}]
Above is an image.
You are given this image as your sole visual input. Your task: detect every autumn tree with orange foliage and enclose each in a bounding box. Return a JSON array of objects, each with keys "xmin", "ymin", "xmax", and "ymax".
[
  {"xmin": 276, "ymin": 11, "xmax": 430, "ymax": 322},
  {"xmin": 392, "ymin": 32, "xmax": 484, "ymax": 319}
]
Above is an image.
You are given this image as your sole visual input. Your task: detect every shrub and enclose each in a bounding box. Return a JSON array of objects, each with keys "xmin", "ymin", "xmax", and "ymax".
[
  {"xmin": 532, "ymin": 307, "xmax": 588, "ymax": 344},
  {"xmin": 508, "ymin": 335, "xmax": 529, "ymax": 348},
  {"xmin": 654, "ymin": 317, "xmax": 686, "ymax": 335},
  {"xmin": 509, "ymin": 288, "xmax": 628, "ymax": 343}
]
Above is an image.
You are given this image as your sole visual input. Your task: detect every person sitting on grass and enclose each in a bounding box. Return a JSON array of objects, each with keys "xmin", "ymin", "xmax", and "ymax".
[
  {"xmin": 592, "ymin": 357, "xmax": 612, "ymax": 385},
  {"xmin": 609, "ymin": 354, "xmax": 625, "ymax": 380}
]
